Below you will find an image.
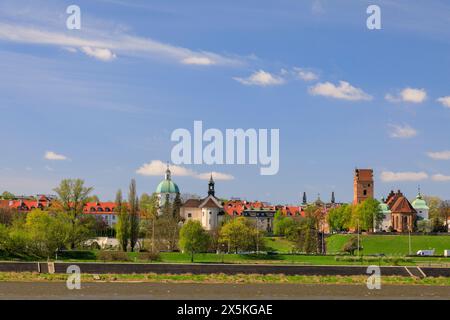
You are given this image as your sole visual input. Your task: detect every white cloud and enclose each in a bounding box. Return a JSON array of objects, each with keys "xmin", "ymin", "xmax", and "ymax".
[
  {"xmin": 136, "ymin": 160, "xmax": 234, "ymax": 181},
  {"xmin": 196, "ymin": 172, "xmax": 235, "ymax": 181},
  {"xmin": 437, "ymin": 96, "xmax": 450, "ymax": 108},
  {"xmin": 385, "ymin": 88, "xmax": 427, "ymax": 104},
  {"xmin": 427, "ymin": 150, "xmax": 450, "ymax": 160},
  {"xmin": 181, "ymin": 56, "xmax": 215, "ymax": 66},
  {"xmin": 432, "ymin": 174, "xmax": 450, "ymax": 182},
  {"xmin": 80, "ymin": 46, "xmax": 116, "ymax": 61},
  {"xmin": 388, "ymin": 124, "xmax": 418, "ymax": 139},
  {"xmin": 308, "ymin": 81, "xmax": 372, "ymax": 101},
  {"xmin": 136, "ymin": 160, "xmax": 195, "ymax": 177},
  {"xmin": 380, "ymin": 171, "xmax": 428, "ymax": 182},
  {"xmin": 233, "ymin": 70, "xmax": 285, "ymax": 87},
  {"xmin": 293, "ymin": 68, "xmax": 319, "ymax": 82},
  {"xmin": 44, "ymin": 151, "xmax": 68, "ymax": 161},
  {"xmin": 0, "ymin": 22, "xmax": 241, "ymax": 66}
]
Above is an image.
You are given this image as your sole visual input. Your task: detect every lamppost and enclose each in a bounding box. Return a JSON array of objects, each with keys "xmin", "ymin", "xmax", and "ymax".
[
  {"xmin": 357, "ymin": 218, "xmax": 360, "ymax": 257},
  {"xmin": 256, "ymin": 218, "xmax": 260, "ymax": 255},
  {"xmin": 408, "ymin": 217, "xmax": 412, "ymax": 256}
]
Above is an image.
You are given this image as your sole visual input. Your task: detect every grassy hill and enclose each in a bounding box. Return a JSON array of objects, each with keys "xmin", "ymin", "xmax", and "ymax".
[{"xmin": 326, "ymin": 234, "xmax": 450, "ymax": 255}]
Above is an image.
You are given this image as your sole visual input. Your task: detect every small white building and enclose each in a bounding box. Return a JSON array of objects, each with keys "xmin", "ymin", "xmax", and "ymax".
[{"xmin": 180, "ymin": 174, "xmax": 223, "ymax": 231}]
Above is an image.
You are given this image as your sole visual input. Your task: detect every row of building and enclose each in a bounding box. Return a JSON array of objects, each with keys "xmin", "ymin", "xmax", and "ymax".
[{"xmin": 0, "ymin": 166, "xmax": 443, "ymax": 233}]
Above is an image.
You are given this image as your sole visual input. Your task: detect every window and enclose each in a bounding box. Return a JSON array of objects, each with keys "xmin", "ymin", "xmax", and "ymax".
[
  {"xmin": 188, "ymin": 213, "xmax": 192, "ymax": 218},
  {"xmin": 363, "ymin": 190, "xmax": 367, "ymax": 196}
]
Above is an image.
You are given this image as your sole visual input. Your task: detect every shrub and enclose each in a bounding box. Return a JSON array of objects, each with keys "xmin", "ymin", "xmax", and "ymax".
[
  {"xmin": 97, "ymin": 251, "xmax": 130, "ymax": 262},
  {"xmin": 138, "ymin": 251, "xmax": 160, "ymax": 262}
]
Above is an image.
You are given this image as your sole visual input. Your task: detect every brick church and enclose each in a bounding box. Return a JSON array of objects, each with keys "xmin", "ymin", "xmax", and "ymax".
[{"xmin": 353, "ymin": 168, "xmax": 425, "ymax": 232}]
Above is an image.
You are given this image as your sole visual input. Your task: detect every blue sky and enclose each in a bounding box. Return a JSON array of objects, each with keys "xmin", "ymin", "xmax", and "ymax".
[{"xmin": 1, "ymin": 0, "xmax": 450, "ymax": 204}]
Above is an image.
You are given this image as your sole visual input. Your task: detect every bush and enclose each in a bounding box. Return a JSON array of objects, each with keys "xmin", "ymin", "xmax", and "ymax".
[
  {"xmin": 97, "ymin": 251, "xmax": 130, "ymax": 262},
  {"xmin": 334, "ymin": 255, "xmax": 412, "ymax": 265},
  {"xmin": 138, "ymin": 251, "xmax": 160, "ymax": 262}
]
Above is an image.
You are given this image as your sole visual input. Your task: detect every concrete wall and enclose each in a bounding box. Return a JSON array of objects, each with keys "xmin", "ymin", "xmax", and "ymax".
[{"xmin": 1, "ymin": 261, "xmax": 449, "ymax": 277}]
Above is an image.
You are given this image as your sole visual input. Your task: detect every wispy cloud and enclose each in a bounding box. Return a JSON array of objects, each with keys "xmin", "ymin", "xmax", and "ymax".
[
  {"xmin": 136, "ymin": 160, "xmax": 234, "ymax": 181},
  {"xmin": 233, "ymin": 70, "xmax": 285, "ymax": 87},
  {"xmin": 427, "ymin": 150, "xmax": 450, "ymax": 160},
  {"xmin": 385, "ymin": 87, "xmax": 427, "ymax": 104},
  {"xmin": 308, "ymin": 81, "xmax": 372, "ymax": 101},
  {"xmin": 293, "ymin": 67, "xmax": 319, "ymax": 82},
  {"xmin": 44, "ymin": 151, "xmax": 68, "ymax": 161},
  {"xmin": 380, "ymin": 171, "xmax": 428, "ymax": 182},
  {"xmin": 431, "ymin": 174, "xmax": 450, "ymax": 182},
  {"xmin": 196, "ymin": 172, "xmax": 234, "ymax": 181},
  {"xmin": 80, "ymin": 46, "xmax": 116, "ymax": 62},
  {"xmin": 0, "ymin": 22, "xmax": 242, "ymax": 66},
  {"xmin": 388, "ymin": 124, "xmax": 417, "ymax": 139}
]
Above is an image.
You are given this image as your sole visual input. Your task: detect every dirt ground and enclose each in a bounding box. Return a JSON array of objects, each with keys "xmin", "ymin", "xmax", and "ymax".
[{"xmin": 0, "ymin": 282, "xmax": 449, "ymax": 300}]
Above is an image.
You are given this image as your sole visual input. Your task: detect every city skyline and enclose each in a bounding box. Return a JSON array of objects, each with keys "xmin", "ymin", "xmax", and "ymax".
[{"xmin": 1, "ymin": 0, "xmax": 450, "ymax": 203}]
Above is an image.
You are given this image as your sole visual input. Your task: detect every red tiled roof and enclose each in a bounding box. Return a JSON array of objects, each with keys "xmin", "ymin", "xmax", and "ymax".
[
  {"xmin": 390, "ymin": 196, "xmax": 416, "ymax": 214},
  {"xmin": 83, "ymin": 202, "xmax": 116, "ymax": 214}
]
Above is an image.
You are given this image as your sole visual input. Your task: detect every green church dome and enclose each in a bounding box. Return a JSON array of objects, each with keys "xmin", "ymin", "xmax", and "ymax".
[
  {"xmin": 155, "ymin": 164, "xmax": 180, "ymax": 194},
  {"xmin": 379, "ymin": 200, "xmax": 391, "ymax": 214},
  {"xmin": 156, "ymin": 180, "xmax": 179, "ymax": 194},
  {"xmin": 412, "ymin": 194, "xmax": 429, "ymax": 210}
]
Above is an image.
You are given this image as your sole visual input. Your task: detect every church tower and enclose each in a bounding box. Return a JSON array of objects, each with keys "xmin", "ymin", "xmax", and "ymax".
[
  {"xmin": 353, "ymin": 169, "xmax": 374, "ymax": 204},
  {"xmin": 208, "ymin": 173, "xmax": 215, "ymax": 197},
  {"xmin": 302, "ymin": 192, "xmax": 307, "ymax": 206}
]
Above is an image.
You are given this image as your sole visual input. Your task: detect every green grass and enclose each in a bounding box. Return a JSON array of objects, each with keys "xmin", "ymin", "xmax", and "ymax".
[
  {"xmin": 326, "ymin": 234, "xmax": 450, "ymax": 255},
  {"xmin": 0, "ymin": 272, "xmax": 449, "ymax": 286},
  {"xmin": 264, "ymin": 237, "xmax": 295, "ymax": 253}
]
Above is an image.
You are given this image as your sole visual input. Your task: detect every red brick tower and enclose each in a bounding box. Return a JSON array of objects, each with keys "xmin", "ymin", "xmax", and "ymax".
[{"xmin": 353, "ymin": 169, "xmax": 374, "ymax": 204}]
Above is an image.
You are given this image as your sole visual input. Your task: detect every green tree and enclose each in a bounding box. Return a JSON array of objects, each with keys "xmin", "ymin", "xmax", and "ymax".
[
  {"xmin": 423, "ymin": 196, "xmax": 444, "ymax": 231},
  {"xmin": 219, "ymin": 217, "xmax": 256, "ymax": 253},
  {"xmin": 293, "ymin": 210, "xmax": 320, "ymax": 254},
  {"xmin": 179, "ymin": 220, "xmax": 211, "ymax": 262},
  {"xmin": 155, "ymin": 214, "xmax": 180, "ymax": 251},
  {"xmin": 273, "ymin": 211, "xmax": 299, "ymax": 239},
  {"xmin": 172, "ymin": 193, "xmax": 182, "ymax": 219},
  {"xmin": 25, "ymin": 209, "xmax": 72, "ymax": 258},
  {"xmin": 327, "ymin": 205, "xmax": 352, "ymax": 232},
  {"xmin": 140, "ymin": 193, "xmax": 159, "ymax": 252},
  {"xmin": 161, "ymin": 195, "xmax": 172, "ymax": 216},
  {"xmin": 128, "ymin": 179, "xmax": 140, "ymax": 252},
  {"xmin": 352, "ymin": 199, "xmax": 382, "ymax": 232},
  {"xmin": 53, "ymin": 179, "xmax": 93, "ymax": 249},
  {"xmin": 115, "ymin": 189, "xmax": 129, "ymax": 252}
]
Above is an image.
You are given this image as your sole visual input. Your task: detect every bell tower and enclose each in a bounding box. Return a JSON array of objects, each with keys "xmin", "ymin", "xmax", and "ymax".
[
  {"xmin": 208, "ymin": 173, "xmax": 215, "ymax": 197},
  {"xmin": 353, "ymin": 169, "xmax": 374, "ymax": 204}
]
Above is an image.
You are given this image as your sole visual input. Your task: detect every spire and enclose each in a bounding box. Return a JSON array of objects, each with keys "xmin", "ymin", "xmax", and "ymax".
[
  {"xmin": 331, "ymin": 191, "xmax": 335, "ymax": 204},
  {"xmin": 417, "ymin": 185, "xmax": 422, "ymax": 199},
  {"xmin": 165, "ymin": 162, "xmax": 171, "ymax": 180},
  {"xmin": 302, "ymin": 192, "xmax": 307, "ymax": 205},
  {"xmin": 208, "ymin": 172, "xmax": 215, "ymax": 197}
]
